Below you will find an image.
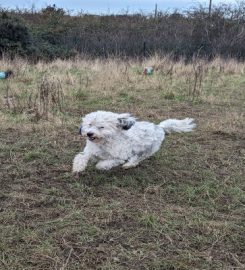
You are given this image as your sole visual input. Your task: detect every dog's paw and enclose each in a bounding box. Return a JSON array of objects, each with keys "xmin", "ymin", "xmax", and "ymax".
[
  {"xmin": 72, "ymin": 154, "xmax": 87, "ymax": 173},
  {"xmin": 122, "ymin": 162, "xmax": 138, "ymax": 169},
  {"xmin": 96, "ymin": 162, "xmax": 109, "ymax": 170},
  {"xmin": 72, "ymin": 171, "xmax": 83, "ymax": 179},
  {"xmin": 72, "ymin": 166, "xmax": 86, "ymax": 174}
]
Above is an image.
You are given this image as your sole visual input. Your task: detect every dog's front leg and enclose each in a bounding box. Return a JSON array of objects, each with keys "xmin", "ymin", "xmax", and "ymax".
[
  {"xmin": 72, "ymin": 147, "xmax": 92, "ymax": 173},
  {"xmin": 96, "ymin": 159, "xmax": 125, "ymax": 170}
]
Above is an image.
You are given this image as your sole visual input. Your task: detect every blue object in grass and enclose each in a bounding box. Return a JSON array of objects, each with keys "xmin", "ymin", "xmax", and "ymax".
[
  {"xmin": 0, "ymin": 70, "xmax": 13, "ymax": 79},
  {"xmin": 143, "ymin": 67, "xmax": 154, "ymax": 75},
  {"xmin": 0, "ymin": 71, "xmax": 6, "ymax": 79}
]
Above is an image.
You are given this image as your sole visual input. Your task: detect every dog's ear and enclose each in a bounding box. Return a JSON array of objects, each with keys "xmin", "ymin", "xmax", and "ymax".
[{"xmin": 117, "ymin": 114, "xmax": 135, "ymax": 130}]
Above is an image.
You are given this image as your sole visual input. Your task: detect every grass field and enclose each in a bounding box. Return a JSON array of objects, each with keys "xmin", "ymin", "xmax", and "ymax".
[{"xmin": 0, "ymin": 56, "xmax": 244, "ymax": 269}]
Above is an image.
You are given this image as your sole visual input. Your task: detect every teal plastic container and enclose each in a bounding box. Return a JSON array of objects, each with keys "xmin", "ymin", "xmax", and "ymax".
[
  {"xmin": 143, "ymin": 67, "xmax": 154, "ymax": 75},
  {"xmin": 0, "ymin": 72, "xmax": 6, "ymax": 79}
]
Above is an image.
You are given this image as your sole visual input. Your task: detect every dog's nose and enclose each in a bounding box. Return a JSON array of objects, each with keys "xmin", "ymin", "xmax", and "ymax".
[{"xmin": 87, "ymin": 132, "xmax": 94, "ymax": 137}]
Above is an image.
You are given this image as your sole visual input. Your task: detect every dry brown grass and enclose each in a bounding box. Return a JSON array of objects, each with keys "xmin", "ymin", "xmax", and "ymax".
[{"xmin": 1, "ymin": 56, "xmax": 244, "ymax": 118}]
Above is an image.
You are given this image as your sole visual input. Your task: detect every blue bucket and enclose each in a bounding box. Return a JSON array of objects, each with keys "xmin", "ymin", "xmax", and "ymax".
[{"xmin": 0, "ymin": 72, "xmax": 6, "ymax": 79}]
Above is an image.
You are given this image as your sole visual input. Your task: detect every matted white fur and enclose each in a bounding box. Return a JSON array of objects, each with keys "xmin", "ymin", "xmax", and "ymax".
[{"xmin": 72, "ymin": 111, "xmax": 196, "ymax": 173}]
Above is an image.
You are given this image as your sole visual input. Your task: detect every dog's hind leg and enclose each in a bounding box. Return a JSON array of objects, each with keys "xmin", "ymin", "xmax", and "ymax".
[
  {"xmin": 96, "ymin": 159, "xmax": 125, "ymax": 170},
  {"xmin": 122, "ymin": 155, "xmax": 147, "ymax": 169}
]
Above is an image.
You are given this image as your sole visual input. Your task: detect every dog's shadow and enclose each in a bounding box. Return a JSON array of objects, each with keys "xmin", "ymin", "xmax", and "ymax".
[{"xmin": 74, "ymin": 157, "xmax": 159, "ymax": 188}]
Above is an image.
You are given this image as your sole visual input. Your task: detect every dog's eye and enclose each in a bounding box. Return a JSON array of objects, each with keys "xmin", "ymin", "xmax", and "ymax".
[{"xmin": 99, "ymin": 126, "xmax": 104, "ymax": 129}]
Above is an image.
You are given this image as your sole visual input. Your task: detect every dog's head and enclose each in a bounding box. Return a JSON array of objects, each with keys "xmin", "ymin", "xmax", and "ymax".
[{"xmin": 79, "ymin": 111, "xmax": 135, "ymax": 143}]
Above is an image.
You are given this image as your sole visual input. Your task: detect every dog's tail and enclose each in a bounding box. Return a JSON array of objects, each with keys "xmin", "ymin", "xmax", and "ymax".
[{"xmin": 158, "ymin": 118, "xmax": 196, "ymax": 134}]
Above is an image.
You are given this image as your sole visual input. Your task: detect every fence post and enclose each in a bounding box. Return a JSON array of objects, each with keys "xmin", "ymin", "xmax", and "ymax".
[
  {"xmin": 209, "ymin": 0, "xmax": 212, "ymax": 18},
  {"xmin": 154, "ymin": 3, "xmax": 158, "ymax": 19}
]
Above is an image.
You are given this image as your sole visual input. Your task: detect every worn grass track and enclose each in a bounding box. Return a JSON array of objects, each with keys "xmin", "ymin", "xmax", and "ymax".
[{"xmin": 0, "ymin": 57, "xmax": 244, "ymax": 269}]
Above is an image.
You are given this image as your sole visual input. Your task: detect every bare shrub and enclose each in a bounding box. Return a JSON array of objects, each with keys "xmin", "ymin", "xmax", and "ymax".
[
  {"xmin": 1, "ymin": 75, "xmax": 65, "ymax": 121},
  {"xmin": 33, "ymin": 76, "xmax": 65, "ymax": 120}
]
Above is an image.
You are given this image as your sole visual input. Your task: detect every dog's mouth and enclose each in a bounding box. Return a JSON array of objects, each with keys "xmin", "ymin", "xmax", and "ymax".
[{"xmin": 88, "ymin": 136, "xmax": 100, "ymax": 142}]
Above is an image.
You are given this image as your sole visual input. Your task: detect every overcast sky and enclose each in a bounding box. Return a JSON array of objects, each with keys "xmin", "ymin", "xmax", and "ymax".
[{"xmin": 0, "ymin": 0, "xmax": 238, "ymax": 14}]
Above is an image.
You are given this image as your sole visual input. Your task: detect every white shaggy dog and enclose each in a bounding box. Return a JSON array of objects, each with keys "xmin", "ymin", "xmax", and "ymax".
[{"xmin": 72, "ymin": 111, "xmax": 196, "ymax": 173}]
